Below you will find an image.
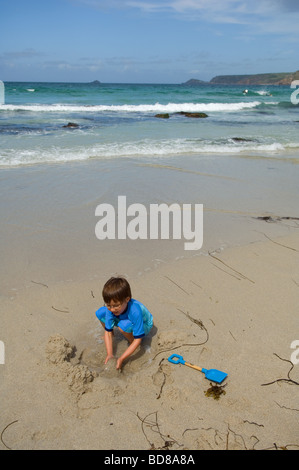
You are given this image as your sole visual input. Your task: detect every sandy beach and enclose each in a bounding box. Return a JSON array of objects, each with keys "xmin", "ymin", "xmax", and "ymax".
[
  {"xmin": 1, "ymin": 226, "xmax": 299, "ymax": 450},
  {"xmin": 1, "ymin": 150, "xmax": 299, "ymax": 451}
]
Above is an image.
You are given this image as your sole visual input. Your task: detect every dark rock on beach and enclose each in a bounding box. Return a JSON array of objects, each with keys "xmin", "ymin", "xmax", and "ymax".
[{"xmin": 255, "ymin": 215, "xmax": 299, "ymax": 223}]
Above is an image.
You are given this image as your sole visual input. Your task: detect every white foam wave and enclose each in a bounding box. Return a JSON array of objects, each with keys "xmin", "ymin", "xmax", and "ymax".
[
  {"xmin": 255, "ymin": 90, "xmax": 272, "ymax": 96},
  {"xmin": 285, "ymin": 142, "xmax": 299, "ymax": 149},
  {"xmin": 0, "ymin": 101, "xmax": 261, "ymax": 114},
  {"xmin": 0, "ymin": 138, "xmax": 291, "ymax": 167}
]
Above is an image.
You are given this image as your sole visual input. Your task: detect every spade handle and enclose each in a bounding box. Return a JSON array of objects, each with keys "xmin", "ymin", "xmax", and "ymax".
[{"xmin": 184, "ymin": 362, "xmax": 203, "ymax": 372}]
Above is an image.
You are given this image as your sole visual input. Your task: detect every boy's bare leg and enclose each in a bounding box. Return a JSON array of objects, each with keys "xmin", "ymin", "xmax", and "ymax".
[{"xmin": 118, "ymin": 328, "xmax": 134, "ymax": 344}]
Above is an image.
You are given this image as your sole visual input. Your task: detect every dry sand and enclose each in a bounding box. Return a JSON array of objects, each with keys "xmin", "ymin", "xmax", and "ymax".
[{"xmin": 1, "ymin": 232, "xmax": 299, "ymax": 450}]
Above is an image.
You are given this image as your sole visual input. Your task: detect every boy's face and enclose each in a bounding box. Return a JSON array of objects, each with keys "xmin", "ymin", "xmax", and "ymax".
[{"xmin": 106, "ymin": 297, "xmax": 130, "ymax": 316}]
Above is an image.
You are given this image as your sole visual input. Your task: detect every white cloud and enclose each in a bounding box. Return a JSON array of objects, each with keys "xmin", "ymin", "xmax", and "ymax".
[
  {"xmin": 125, "ymin": 0, "xmax": 299, "ymax": 41},
  {"xmin": 72, "ymin": 0, "xmax": 299, "ymax": 33}
]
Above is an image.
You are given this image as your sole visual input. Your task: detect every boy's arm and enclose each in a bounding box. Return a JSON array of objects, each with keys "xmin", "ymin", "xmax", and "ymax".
[
  {"xmin": 116, "ymin": 338, "xmax": 142, "ymax": 370},
  {"xmin": 104, "ymin": 330, "xmax": 114, "ymax": 364}
]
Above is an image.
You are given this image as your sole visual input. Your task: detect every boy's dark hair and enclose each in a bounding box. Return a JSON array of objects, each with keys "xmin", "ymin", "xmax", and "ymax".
[{"xmin": 102, "ymin": 277, "xmax": 132, "ymax": 303}]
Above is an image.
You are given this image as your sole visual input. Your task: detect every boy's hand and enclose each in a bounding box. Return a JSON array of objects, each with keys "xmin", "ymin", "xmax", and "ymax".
[
  {"xmin": 104, "ymin": 355, "xmax": 114, "ymax": 364},
  {"xmin": 116, "ymin": 357, "xmax": 123, "ymax": 370},
  {"xmin": 115, "ymin": 338, "xmax": 142, "ymax": 370}
]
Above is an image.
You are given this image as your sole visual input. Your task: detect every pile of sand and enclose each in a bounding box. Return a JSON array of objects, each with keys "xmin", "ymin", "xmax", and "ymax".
[{"xmin": 45, "ymin": 334, "xmax": 97, "ymax": 397}]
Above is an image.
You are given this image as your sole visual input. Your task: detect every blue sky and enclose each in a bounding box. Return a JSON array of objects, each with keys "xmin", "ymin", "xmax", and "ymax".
[{"xmin": 1, "ymin": 0, "xmax": 299, "ymax": 83}]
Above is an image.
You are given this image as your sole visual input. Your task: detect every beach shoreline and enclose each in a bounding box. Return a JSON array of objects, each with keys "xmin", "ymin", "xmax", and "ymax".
[{"xmin": 1, "ymin": 229, "xmax": 298, "ymax": 450}]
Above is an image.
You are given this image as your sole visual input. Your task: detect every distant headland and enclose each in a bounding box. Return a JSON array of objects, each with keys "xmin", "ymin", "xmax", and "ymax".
[
  {"xmin": 89, "ymin": 80, "xmax": 101, "ymax": 85},
  {"xmin": 183, "ymin": 71, "xmax": 299, "ymax": 86}
]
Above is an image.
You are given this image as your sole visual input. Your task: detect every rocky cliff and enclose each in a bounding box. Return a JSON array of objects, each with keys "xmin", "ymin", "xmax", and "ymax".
[{"xmin": 182, "ymin": 71, "xmax": 299, "ymax": 86}]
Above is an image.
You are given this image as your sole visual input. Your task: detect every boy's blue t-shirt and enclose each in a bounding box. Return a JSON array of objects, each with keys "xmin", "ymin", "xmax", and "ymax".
[{"xmin": 95, "ymin": 298, "xmax": 153, "ymax": 339}]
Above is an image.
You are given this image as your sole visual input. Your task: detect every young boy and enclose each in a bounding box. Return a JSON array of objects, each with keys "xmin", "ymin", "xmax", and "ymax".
[{"xmin": 95, "ymin": 277, "xmax": 153, "ymax": 370}]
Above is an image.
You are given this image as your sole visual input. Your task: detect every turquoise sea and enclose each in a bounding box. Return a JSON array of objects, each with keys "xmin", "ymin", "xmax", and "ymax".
[{"xmin": 0, "ymin": 81, "xmax": 298, "ymax": 166}]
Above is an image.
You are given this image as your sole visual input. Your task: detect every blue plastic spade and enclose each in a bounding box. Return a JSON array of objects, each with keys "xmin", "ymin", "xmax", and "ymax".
[{"xmin": 168, "ymin": 354, "xmax": 227, "ymax": 384}]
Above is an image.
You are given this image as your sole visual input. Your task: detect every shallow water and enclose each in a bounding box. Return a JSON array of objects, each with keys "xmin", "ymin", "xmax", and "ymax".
[{"xmin": 1, "ymin": 82, "xmax": 299, "ymax": 166}]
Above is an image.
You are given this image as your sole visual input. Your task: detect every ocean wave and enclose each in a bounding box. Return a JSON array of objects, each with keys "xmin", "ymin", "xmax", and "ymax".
[
  {"xmin": 0, "ymin": 101, "xmax": 261, "ymax": 114},
  {"xmin": 256, "ymin": 90, "xmax": 271, "ymax": 96},
  {"xmin": 1, "ymin": 137, "xmax": 296, "ymax": 167},
  {"xmin": 256, "ymin": 100, "xmax": 297, "ymax": 109}
]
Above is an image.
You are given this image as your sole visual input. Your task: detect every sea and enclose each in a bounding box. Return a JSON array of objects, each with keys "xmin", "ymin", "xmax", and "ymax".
[
  {"xmin": 0, "ymin": 81, "xmax": 299, "ymax": 166},
  {"xmin": 0, "ymin": 81, "xmax": 299, "ymax": 292}
]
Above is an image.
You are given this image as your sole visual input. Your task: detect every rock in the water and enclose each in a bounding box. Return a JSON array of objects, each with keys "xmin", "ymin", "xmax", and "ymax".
[
  {"xmin": 155, "ymin": 113, "xmax": 170, "ymax": 119},
  {"xmin": 231, "ymin": 137, "xmax": 254, "ymax": 142},
  {"xmin": 175, "ymin": 112, "xmax": 208, "ymax": 118},
  {"xmin": 63, "ymin": 122, "xmax": 79, "ymax": 128}
]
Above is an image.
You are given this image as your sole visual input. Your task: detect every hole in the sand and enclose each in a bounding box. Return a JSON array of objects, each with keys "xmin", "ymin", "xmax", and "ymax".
[{"xmin": 71, "ymin": 322, "xmax": 157, "ymax": 378}]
